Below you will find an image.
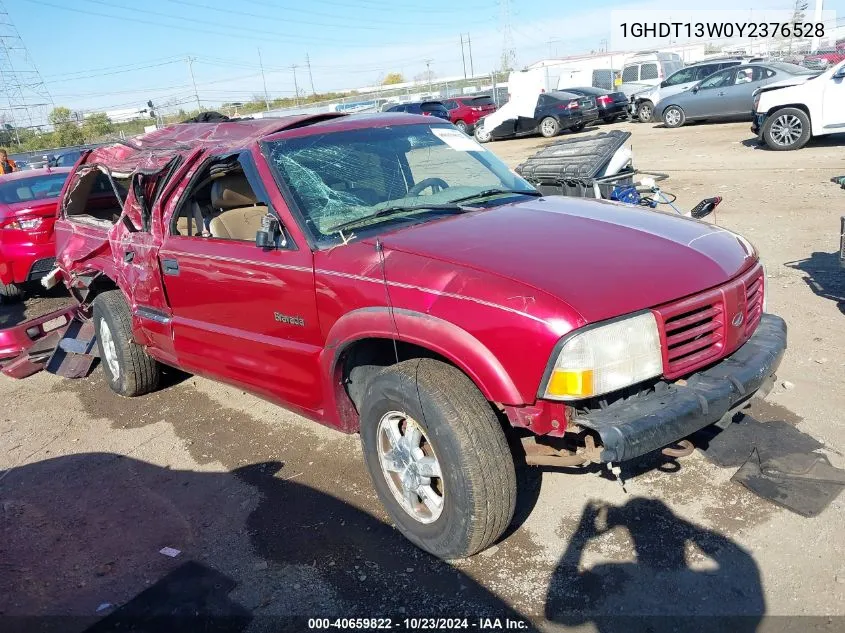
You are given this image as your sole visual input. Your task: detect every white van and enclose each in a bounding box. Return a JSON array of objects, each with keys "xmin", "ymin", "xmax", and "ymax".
[
  {"xmin": 620, "ymin": 51, "xmax": 684, "ymax": 97},
  {"xmin": 752, "ymin": 59, "xmax": 845, "ymax": 150},
  {"xmin": 557, "ymin": 68, "xmax": 619, "ymax": 91}
]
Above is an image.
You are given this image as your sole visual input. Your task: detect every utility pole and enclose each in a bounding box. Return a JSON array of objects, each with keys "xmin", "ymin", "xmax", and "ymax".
[
  {"xmin": 258, "ymin": 48, "xmax": 270, "ymax": 111},
  {"xmin": 467, "ymin": 33, "xmax": 474, "ymax": 76},
  {"xmin": 291, "ymin": 64, "xmax": 300, "ymax": 106},
  {"xmin": 424, "ymin": 59, "xmax": 433, "ymax": 94},
  {"xmin": 460, "ymin": 34, "xmax": 467, "ymax": 79},
  {"xmin": 600, "ymin": 38, "xmax": 608, "ymax": 53},
  {"xmin": 306, "ymin": 53, "xmax": 316, "ymax": 95},
  {"xmin": 186, "ymin": 56, "xmax": 201, "ymax": 111}
]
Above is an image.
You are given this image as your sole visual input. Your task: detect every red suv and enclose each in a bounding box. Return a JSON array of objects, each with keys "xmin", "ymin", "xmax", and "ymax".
[
  {"xmin": 0, "ymin": 168, "xmax": 71, "ymax": 300},
  {"xmin": 44, "ymin": 114, "xmax": 785, "ymax": 559},
  {"xmin": 442, "ymin": 95, "xmax": 497, "ymax": 132}
]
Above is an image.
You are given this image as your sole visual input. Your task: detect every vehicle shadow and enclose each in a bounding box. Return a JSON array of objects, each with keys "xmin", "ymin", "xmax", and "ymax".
[
  {"xmin": 544, "ymin": 498, "xmax": 765, "ymax": 632},
  {"xmin": 743, "ymin": 132, "xmax": 845, "ymax": 150},
  {"xmin": 0, "ymin": 283, "xmax": 73, "ymax": 329},
  {"xmin": 785, "ymin": 251, "xmax": 845, "ymax": 314},
  {"xmin": 1, "ymin": 452, "xmax": 767, "ymax": 631},
  {"xmin": 0, "ymin": 296, "xmax": 26, "ymax": 329}
]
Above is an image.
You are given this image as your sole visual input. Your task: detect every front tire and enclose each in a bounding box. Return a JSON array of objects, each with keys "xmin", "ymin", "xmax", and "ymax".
[
  {"xmin": 454, "ymin": 120, "xmax": 468, "ymax": 133},
  {"xmin": 474, "ymin": 124, "xmax": 492, "ymax": 143},
  {"xmin": 539, "ymin": 116, "xmax": 561, "ymax": 138},
  {"xmin": 762, "ymin": 107, "xmax": 811, "ymax": 151},
  {"xmin": 93, "ymin": 290, "xmax": 161, "ymax": 397},
  {"xmin": 359, "ymin": 359, "xmax": 517, "ymax": 560},
  {"xmin": 662, "ymin": 105, "xmax": 686, "ymax": 128},
  {"xmin": 0, "ymin": 281, "xmax": 23, "ymax": 302},
  {"xmin": 637, "ymin": 100, "xmax": 654, "ymax": 123}
]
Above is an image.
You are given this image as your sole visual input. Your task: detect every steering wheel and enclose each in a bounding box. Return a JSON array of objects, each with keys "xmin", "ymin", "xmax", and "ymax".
[{"xmin": 407, "ymin": 177, "xmax": 449, "ymax": 196}]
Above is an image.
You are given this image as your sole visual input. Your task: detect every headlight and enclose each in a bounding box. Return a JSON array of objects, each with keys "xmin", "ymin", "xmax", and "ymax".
[
  {"xmin": 752, "ymin": 91, "xmax": 761, "ymax": 112},
  {"xmin": 542, "ymin": 312, "xmax": 663, "ymax": 401}
]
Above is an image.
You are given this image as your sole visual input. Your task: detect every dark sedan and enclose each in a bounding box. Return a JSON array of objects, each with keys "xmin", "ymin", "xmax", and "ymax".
[
  {"xmin": 384, "ymin": 101, "xmax": 450, "ymax": 121},
  {"xmin": 561, "ymin": 86, "xmax": 629, "ymax": 123},
  {"xmin": 474, "ymin": 91, "xmax": 598, "ymax": 142}
]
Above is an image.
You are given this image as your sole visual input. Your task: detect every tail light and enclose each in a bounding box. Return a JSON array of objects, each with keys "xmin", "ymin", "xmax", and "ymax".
[
  {"xmin": 597, "ymin": 95, "xmax": 612, "ymax": 106},
  {"xmin": 1, "ymin": 216, "xmax": 42, "ymax": 231},
  {"xmin": 568, "ymin": 100, "xmax": 579, "ymax": 110},
  {"xmin": 422, "ymin": 111, "xmax": 431, "ymax": 116}
]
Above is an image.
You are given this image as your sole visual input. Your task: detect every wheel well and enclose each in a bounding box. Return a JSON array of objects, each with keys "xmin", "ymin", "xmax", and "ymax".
[
  {"xmin": 335, "ymin": 337, "xmax": 460, "ymax": 424},
  {"xmin": 69, "ymin": 272, "xmax": 119, "ymax": 307},
  {"xmin": 767, "ymin": 103, "xmax": 811, "ymax": 122}
]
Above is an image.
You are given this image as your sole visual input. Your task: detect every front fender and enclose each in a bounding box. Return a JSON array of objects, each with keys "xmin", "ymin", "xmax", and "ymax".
[{"xmin": 320, "ymin": 307, "xmax": 524, "ymax": 430}]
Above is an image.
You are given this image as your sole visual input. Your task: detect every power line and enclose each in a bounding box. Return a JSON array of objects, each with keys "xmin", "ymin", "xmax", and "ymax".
[
  {"xmin": 20, "ymin": 0, "xmax": 445, "ymax": 49},
  {"xmin": 164, "ymin": 0, "xmax": 466, "ymax": 30}
]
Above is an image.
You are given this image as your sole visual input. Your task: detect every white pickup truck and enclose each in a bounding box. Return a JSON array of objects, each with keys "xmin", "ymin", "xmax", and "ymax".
[{"xmin": 752, "ymin": 59, "xmax": 845, "ymax": 150}]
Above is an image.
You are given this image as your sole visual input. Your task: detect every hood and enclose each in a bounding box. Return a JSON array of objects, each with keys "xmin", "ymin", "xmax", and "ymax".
[
  {"xmin": 756, "ymin": 74, "xmax": 817, "ymax": 95},
  {"xmin": 380, "ymin": 197, "xmax": 756, "ymax": 323}
]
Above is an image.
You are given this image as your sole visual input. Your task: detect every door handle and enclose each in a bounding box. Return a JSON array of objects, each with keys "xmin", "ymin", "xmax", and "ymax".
[
  {"xmin": 162, "ymin": 258, "xmax": 179, "ymax": 276},
  {"xmin": 123, "ymin": 250, "xmax": 134, "ymax": 263}
]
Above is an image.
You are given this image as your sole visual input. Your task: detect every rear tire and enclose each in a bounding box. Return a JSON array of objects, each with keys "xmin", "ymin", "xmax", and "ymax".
[
  {"xmin": 93, "ymin": 290, "xmax": 160, "ymax": 397},
  {"xmin": 359, "ymin": 359, "xmax": 517, "ymax": 560},
  {"xmin": 662, "ymin": 105, "xmax": 686, "ymax": 128},
  {"xmin": 762, "ymin": 107, "xmax": 811, "ymax": 151},
  {"xmin": 539, "ymin": 116, "xmax": 561, "ymax": 138},
  {"xmin": 454, "ymin": 120, "xmax": 468, "ymax": 133},
  {"xmin": 637, "ymin": 100, "xmax": 654, "ymax": 123},
  {"xmin": 0, "ymin": 281, "xmax": 23, "ymax": 302}
]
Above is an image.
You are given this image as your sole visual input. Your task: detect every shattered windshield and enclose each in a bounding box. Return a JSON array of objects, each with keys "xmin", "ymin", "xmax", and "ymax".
[{"xmin": 263, "ymin": 123, "xmax": 537, "ymax": 246}]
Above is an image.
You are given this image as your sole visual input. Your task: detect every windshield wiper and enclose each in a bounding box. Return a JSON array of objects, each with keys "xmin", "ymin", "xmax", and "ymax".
[
  {"xmin": 328, "ymin": 203, "xmax": 469, "ymax": 234},
  {"xmin": 447, "ymin": 188, "xmax": 542, "ymax": 205}
]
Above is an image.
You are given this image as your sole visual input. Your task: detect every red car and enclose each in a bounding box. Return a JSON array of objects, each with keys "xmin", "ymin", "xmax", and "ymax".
[
  {"xmin": 803, "ymin": 45, "xmax": 845, "ymax": 69},
  {"xmin": 44, "ymin": 114, "xmax": 785, "ymax": 559},
  {"xmin": 442, "ymin": 95, "xmax": 497, "ymax": 132},
  {"xmin": 0, "ymin": 167, "xmax": 71, "ymax": 299}
]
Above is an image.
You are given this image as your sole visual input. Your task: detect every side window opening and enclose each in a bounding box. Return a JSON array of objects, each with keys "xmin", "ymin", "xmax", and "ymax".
[
  {"xmin": 63, "ymin": 169, "xmax": 129, "ymax": 228},
  {"xmin": 171, "ymin": 155, "xmax": 271, "ymax": 243},
  {"xmin": 640, "ymin": 63, "xmax": 659, "ymax": 80},
  {"xmin": 622, "ymin": 65, "xmax": 639, "ymax": 82}
]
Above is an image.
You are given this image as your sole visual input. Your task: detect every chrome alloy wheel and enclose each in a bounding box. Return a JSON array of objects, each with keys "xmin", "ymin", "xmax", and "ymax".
[
  {"xmin": 377, "ymin": 411, "xmax": 444, "ymax": 524},
  {"xmin": 99, "ymin": 318, "xmax": 119, "ymax": 379}
]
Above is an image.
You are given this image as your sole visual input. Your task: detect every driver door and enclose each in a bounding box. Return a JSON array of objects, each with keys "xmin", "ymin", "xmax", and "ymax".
[
  {"xmin": 685, "ymin": 68, "xmax": 736, "ymax": 117},
  {"xmin": 822, "ymin": 66, "xmax": 845, "ymax": 129},
  {"xmin": 157, "ymin": 150, "xmax": 324, "ymax": 412}
]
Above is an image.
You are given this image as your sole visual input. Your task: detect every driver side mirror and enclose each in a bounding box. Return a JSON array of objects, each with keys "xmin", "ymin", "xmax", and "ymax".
[{"xmin": 256, "ymin": 213, "xmax": 286, "ymax": 250}]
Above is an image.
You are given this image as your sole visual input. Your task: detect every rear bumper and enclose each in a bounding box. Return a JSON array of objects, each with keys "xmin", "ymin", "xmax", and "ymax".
[
  {"xmin": 0, "ymin": 304, "xmax": 77, "ymax": 362},
  {"xmin": 0, "ymin": 241, "xmax": 55, "ymax": 285},
  {"xmin": 573, "ymin": 313, "xmax": 787, "ymax": 463}
]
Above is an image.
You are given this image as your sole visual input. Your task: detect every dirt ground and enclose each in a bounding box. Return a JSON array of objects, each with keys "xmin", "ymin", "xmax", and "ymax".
[{"xmin": 2, "ymin": 120, "xmax": 845, "ymax": 631}]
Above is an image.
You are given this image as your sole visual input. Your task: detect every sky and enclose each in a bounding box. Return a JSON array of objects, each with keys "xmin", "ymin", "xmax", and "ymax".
[{"xmin": 5, "ymin": 0, "xmax": 845, "ymax": 119}]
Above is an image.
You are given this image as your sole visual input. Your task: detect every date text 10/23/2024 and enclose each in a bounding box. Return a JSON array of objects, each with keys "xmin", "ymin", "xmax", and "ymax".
[{"xmin": 307, "ymin": 618, "xmax": 530, "ymax": 630}]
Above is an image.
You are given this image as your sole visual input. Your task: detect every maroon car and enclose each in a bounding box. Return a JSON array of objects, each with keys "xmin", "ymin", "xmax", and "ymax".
[
  {"xmin": 43, "ymin": 114, "xmax": 785, "ymax": 559},
  {"xmin": 442, "ymin": 95, "xmax": 497, "ymax": 132}
]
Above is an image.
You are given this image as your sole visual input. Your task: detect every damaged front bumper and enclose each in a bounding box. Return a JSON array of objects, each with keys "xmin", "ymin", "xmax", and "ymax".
[{"xmin": 573, "ymin": 313, "xmax": 787, "ymax": 463}]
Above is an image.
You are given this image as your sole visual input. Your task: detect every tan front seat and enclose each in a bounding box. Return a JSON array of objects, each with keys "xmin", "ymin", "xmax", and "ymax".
[{"xmin": 208, "ymin": 174, "xmax": 268, "ymax": 241}]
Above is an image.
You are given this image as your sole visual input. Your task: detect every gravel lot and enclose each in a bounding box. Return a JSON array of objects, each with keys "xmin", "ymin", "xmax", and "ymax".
[{"xmin": 1, "ymin": 120, "xmax": 844, "ymax": 631}]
